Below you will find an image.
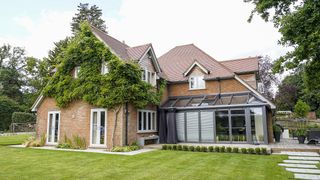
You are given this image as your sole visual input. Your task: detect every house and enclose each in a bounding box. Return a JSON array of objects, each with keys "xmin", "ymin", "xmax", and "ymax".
[{"xmin": 31, "ymin": 26, "xmax": 275, "ymax": 148}]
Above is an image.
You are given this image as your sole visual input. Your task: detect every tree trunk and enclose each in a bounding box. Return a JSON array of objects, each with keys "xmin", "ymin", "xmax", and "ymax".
[{"xmin": 111, "ymin": 105, "xmax": 122, "ymax": 148}]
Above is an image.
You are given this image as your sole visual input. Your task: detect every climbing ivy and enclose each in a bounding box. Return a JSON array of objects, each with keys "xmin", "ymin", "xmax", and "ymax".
[{"xmin": 43, "ymin": 22, "xmax": 163, "ymax": 109}]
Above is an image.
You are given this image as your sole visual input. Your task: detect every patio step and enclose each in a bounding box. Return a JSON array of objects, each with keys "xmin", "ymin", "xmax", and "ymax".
[
  {"xmin": 280, "ymin": 151, "xmax": 320, "ymax": 157},
  {"xmin": 289, "ymin": 156, "xmax": 320, "ymax": 161},
  {"xmin": 278, "ymin": 163, "xmax": 317, "ymax": 168},
  {"xmin": 283, "ymin": 160, "xmax": 319, "ymax": 164},
  {"xmin": 295, "ymin": 173, "xmax": 320, "ymax": 180},
  {"xmin": 286, "ymin": 168, "xmax": 320, "ymax": 174}
]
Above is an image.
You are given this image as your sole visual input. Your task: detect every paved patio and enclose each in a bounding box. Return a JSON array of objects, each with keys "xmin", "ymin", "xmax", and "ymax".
[{"xmin": 146, "ymin": 138, "xmax": 320, "ymax": 153}]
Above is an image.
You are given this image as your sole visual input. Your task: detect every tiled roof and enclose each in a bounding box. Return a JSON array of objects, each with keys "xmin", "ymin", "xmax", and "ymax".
[
  {"xmin": 220, "ymin": 57, "xmax": 259, "ymax": 73},
  {"xmin": 158, "ymin": 44, "xmax": 234, "ymax": 82},
  {"xmin": 91, "ymin": 26, "xmax": 151, "ymax": 61}
]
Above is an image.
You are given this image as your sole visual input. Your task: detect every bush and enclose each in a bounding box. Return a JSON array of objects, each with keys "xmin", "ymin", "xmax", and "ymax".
[
  {"xmin": 167, "ymin": 144, "xmax": 172, "ymax": 150},
  {"xmin": 183, "ymin": 145, "xmax": 189, "ymax": 151},
  {"xmin": 0, "ymin": 96, "xmax": 22, "ymax": 131},
  {"xmin": 241, "ymin": 148, "xmax": 247, "ymax": 154},
  {"xmin": 219, "ymin": 146, "xmax": 225, "ymax": 152},
  {"xmin": 177, "ymin": 145, "xmax": 182, "ymax": 150},
  {"xmin": 172, "ymin": 144, "xmax": 177, "ymax": 150},
  {"xmin": 294, "ymin": 99, "xmax": 311, "ymax": 118},
  {"xmin": 189, "ymin": 146, "xmax": 195, "ymax": 151},
  {"xmin": 215, "ymin": 146, "xmax": 220, "ymax": 152},
  {"xmin": 11, "ymin": 112, "xmax": 36, "ymax": 123},
  {"xmin": 200, "ymin": 146, "xmax": 207, "ymax": 152},
  {"xmin": 111, "ymin": 145, "xmax": 140, "ymax": 152},
  {"xmin": 248, "ymin": 148, "xmax": 255, "ymax": 154},
  {"xmin": 195, "ymin": 146, "xmax": 201, "ymax": 152},
  {"xmin": 261, "ymin": 148, "xmax": 267, "ymax": 155},
  {"xmin": 72, "ymin": 135, "xmax": 87, "ymax": 149},
  {"xmin": 255, "ymin": 147, "xmax": 261, "ymax": 154},
  {"xmin": 232, "ymin": 147, "xmax": 239, "ymax": 153},
  {"xmin": 24, "ymin": 135, "xmax": 46, "ymax": 148},
  {"xmin": 57, "ymin": 143, "xmax": 72, "ymax": 149},
  {"xmin": 162, "ymin": 144, "xmax": 168, "ymax": 150},
  {"xmin": 208, "ymin": 146, "xmax": 214, "ymax": 152},
  {"xmin": 226, "ymin": 147, "xmax": 232, "ymax": 153}
]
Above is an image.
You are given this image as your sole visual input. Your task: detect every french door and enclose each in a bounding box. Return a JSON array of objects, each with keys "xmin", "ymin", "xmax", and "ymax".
[
  {"xmin": 47, "ymin": 111, "xmax": 60, "ymax": 144},
  {"xmin": 90, "ymin": 109, "xmax": 106, "ymax": 147}
]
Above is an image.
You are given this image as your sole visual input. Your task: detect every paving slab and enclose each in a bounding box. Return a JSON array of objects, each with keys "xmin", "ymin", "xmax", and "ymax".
[
  {"xmin": 280, "ymin": 151, "xmax": 320, "ymax": 157},
  {"xmin": 284, "ymin": 160, "xmax": 319, "ymax": 164},
  {"xmin": 294, "ymin": 173, "xmax": 320, "ymax": 180},
  {"xmin": 286, "ymin": 168, "xmax": 320, "ymax": 174},
  {"xmin": 278, "ymin": 163, "xmax": 317, "ymax": 168},
  {"xmin": 289, "ymin": 156, "xmax": 320, "ymax": 161}
]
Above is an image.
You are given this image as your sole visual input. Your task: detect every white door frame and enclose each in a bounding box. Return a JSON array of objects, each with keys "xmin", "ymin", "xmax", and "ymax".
[
  {"xmin": 46, "ymin": 111, "xmax": 60, "ymax": 145},
  {"xmin": 90, "ymin": 109, "xmax": 107, "ymax": 147}
]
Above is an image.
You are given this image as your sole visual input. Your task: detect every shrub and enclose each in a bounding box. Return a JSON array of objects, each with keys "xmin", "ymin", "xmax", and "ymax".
[
  {"xmin": 167, "ymin": 144, "xmax": 172, "ymax": 150},
  {"xmin": 255, "ymin": 147, "xmax": 261, "ymax": 154},
  {"xmin": 219, "ymin": 146, "xmax": 225, "ymax": 152},
  {"xmin": 208, "ymin": 146, "xmax": 214, "ymax": 152},
  {"xmin": 200, "ymin": 146, "xmax": 207, "ymax": 152},
  {"xmin": 72, "ymin": 135, "xmax": 87, "ymax": 149},
  {"xmin": 183, "ymin": 145, "xmax": 189, "ymax": 151},
  {"xmin": 214, "ymin": 146, "xmax": 220, "ymax": 152},
  {"xmin": 162, "ymin": 144, "xmax": 168, "ymax": 150},
  {"xmin": 0, "ymin": 96, "xmax": 22, "ymax": 131},
  {"xmin": 189, "ymin": 146, "xmax": 195, "ymax": 151},
  {"xmin": 24, "ymin": 135, "xmax": 46, "ymax": 148},
  {"xmin": 232, "ymin": 147, "xmax": 239, "ymax": 153},
  {"xmin": 226, "ymin": 147, "xmax": 232, "ymax": 153},
  {"xmin": 56, "ymin": 143, "xmax": 72, "ymax": 149},
  {"xmin": 241, "ymin": 148, "xmax": 247, "ymax": 154},
  {"xmin": 261, "ymin": 148, "xmax": 267, "ymax": 155},
  {"xmin": 11, "ymin": 112, "xmax": 36, "ymax": 123},
  {"xmin": 111, "ymin": 145, "xmax": 140, "ymax": 152},
  {"xmin": 248, "ymin": 148, "xmax": 255, "ymax": 154},
  {"xmin": 195, "ymin": 146, "xmax": 201, "ymax": 152},
  {"xmin": 172, "ymin": 144, "xmax": 177, "ymax": 150},
  {"xmin": 177, "ymin": 145, "xmax": 182, "ymax": 150}
]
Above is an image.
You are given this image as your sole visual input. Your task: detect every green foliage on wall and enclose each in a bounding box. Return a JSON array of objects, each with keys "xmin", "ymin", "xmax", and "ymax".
[{"xmin": 43, "ymin": 22, "xmax": 162, "ymax": 109}]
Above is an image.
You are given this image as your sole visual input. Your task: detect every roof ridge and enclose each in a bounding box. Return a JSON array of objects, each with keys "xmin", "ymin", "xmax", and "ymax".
[
  {"xmin": 127, "ymin": 43, "xmax": 151, "ymax": 50},
  {"xmin": 221, "ymin": 56, "xmax": 261, "ymax": 62},
  {"xmin": 90, "ymin": 25, "xmax": 130, "ymax": 48},
  {"xmin": 191, "ymin": 44, "xmax": 235, "ymax": 75}
]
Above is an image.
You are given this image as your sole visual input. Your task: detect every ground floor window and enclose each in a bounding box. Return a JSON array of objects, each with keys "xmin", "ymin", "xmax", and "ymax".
[
  {"xmin": 175, "ymin": 107, "xmax": 267, "ymax": 144},
  {"xmin": 47, "ymin": 111, "xmax": 60, "ymax": 144},
  {"xmin": 138, "ymin": 110, "xmax": 157, "ymax": 132}
]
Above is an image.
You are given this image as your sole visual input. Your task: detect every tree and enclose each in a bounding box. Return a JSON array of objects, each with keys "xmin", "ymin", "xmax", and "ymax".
[
  {"xmin": 294, "ymin": 99, "xmax": 310, "ymax": 118},
  {"xmin": 0, "ymin": 96, "xmax": 22, "ymax": 131},
  {"xmin": 71, "ymin": 3, "xmax": 106, "ymax": 33},
  {"xmin": 43, "ymin": 22, "xmax": 162, "ymax": 146},
  {"xmin": 258, "ymin": 56, "xmax": 279, "ymax": 99}
]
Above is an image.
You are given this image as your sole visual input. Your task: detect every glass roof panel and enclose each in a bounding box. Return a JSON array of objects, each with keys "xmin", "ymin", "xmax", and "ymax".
[
  {"xmin": 187, "ymin": 97, "xmax": 203, "ymax": 107},
  {"xmin": 175, "ymin": 98, "xmax": 190, "ymax": 107},
  {"xmin": 200, "ymin": 95, "xmax": 216, "ymax": 106},
  {"xmin": 231, "ymin": 95, "xmax": 248, "ymax": 104},
  {"xmin": 162, "ymin": 99, "xmax": 176, "ymax": 107},
  {"xmin": 215, "ymin": 95, "xmax": 232, "ymax": 105}
]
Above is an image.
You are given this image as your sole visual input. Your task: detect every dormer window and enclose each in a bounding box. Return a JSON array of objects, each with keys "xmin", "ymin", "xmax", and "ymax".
[
  {"xmin": 189, "ymin": 76, "xmax": 205, "ymax": 90},
  {"xmin": 101, "ymin": 62, "xmax": 109, "ymax": 75},
  {"xmin": 74, "ymin": 66, "xmax": 80, "ymax": 78},
  {"xmin": 142, "ymin": 68, "xmax": 156, "ymax": 86}
]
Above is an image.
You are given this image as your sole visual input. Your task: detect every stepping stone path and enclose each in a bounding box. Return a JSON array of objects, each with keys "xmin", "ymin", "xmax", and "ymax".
[{"xmin": 277, "ymin": 151, "xmax": 320, "ymax": 179}]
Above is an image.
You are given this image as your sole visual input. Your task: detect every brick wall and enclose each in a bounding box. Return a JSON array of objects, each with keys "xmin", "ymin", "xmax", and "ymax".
[{"xmin": 238, "ymin": 73, "xmax": 257, "ymax": 89}]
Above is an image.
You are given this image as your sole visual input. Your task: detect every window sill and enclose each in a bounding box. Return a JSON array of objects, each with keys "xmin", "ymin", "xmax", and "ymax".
[
  {"xmin": 137, "ymin": 130, "xmax": 158, "ymax": 134},
  {"xmin": 189, "ymin": 88, "xmax": 206, "ymax": 91}
]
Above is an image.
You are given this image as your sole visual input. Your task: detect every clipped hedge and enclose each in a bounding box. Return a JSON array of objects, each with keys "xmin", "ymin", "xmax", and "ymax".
[
  {"xmin": 12, "ymin": 112, "xmax": 36, "ymax": 123},
  {"xmin": 162, "ymin": 144, "xmax": 269, "ymax": 155}
]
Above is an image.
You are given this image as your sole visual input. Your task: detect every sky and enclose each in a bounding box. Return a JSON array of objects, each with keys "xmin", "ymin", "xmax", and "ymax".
[{"xmin": 0, "ymin": 0, "xmax": 288, "ymax": 61}]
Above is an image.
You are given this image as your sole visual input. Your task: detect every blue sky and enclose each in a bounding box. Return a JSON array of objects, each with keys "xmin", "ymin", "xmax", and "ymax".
[{"xmin": 0, "ymin": 0, "xmax": 288, "ymax": 61}]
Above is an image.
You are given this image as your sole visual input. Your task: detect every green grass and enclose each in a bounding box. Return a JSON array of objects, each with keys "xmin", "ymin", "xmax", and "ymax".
[
  {"xmin": 0, "ymin": 134, "xmax": 31, "ymax": 145},
  {"xmin": 0, "ymin": 135, "xmax": 293, "ymax": 180}
]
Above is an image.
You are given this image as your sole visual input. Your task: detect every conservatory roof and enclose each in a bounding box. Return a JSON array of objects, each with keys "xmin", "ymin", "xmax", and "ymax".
[{"xmin": 161, "ymin": 92, "xmax": 268, "ymax": 110}]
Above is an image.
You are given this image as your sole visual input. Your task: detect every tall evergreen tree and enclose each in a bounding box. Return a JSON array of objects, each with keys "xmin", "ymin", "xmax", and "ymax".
[{"xmin": 71, "ymin": 3, "xmax": 106, "ymax": 33}]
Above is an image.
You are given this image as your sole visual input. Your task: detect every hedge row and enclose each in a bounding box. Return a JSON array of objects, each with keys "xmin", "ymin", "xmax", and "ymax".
[
  {"xmin": 162, "ymin": 144, "xmax": 269, "ymax": 155},
  {"xmin": 12, "ymin": 112, "xmax": 36, "ymax": 123}
]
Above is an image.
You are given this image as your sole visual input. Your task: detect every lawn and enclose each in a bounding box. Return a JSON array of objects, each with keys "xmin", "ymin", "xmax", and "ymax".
[{"xmin": 0, "ymin": 135, "xmax": 293, "ymax": 180}]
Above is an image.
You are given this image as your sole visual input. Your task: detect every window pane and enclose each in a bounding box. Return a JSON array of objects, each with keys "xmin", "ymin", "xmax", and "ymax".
[
  {"xmin": 92, "ymin": 112, "xmax": 98, "ymax": 144},
  {"xmin": 152, "ymin": 112, "xmax": 156, "ymax": 130},
  {"xmin": 148, "ymin": 112, "xmax": 151, "ymax": 130},
  {"xmin": 48, "ymin": 114, "xmax": 53, "ymax": 142},
  {"xmin": 138, "ymin": 111, "xmax": 142, "ymax": 131},
  {"xmin": 176, "ymin": 113, "xmax": 185, "ymax": 142},
  {"xmin": 141, "ymin": 70, "xmax": 146, "ymax": 81},
  {"xmin": 100, "ymin": 111, "xmax": 105, "ymax": 144},
  {"xmin": 197, "ymin": 76, "xmax": 205, "ymax": 88},
  {"xmin": 186, "ymin": 112, "xmax": 199, "ymax": 142},
  {"xmin": 148, "ymin": 72, "xmax": 151, "ymax": 83},
  {"xmin": 251, "ymin": 108, "xmax": 264, "ymax": 143},
  {"xmin": 215, "ymin": 111, "xmax": 229, "ymax": 142},
  {"xmin": 200, "ymin": 112, "xmax": 214, "ymax": 142},
  {"xmin": 54, "ymin": 113, "xmax": 59, "ymax": 142},
  {"xmin": 143, "ymin": 112, "xmax": 147, "ymax": 130},
  {"xmin": 231, "ymin": 115, "xmax": 246, "ymax": 142},
  {"xmin": 190, "ymin": 77, "xmax": 195, "ymax": 89}
]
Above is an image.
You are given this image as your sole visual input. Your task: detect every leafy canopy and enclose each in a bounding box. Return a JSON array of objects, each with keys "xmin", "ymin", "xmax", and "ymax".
[
  {"xmin": 294, "ymin": 99, "xmax": 310, "ymax": 118},
  {"xmin": 43, "ymin": 22, "xmax": 161, "ymax": 109}
]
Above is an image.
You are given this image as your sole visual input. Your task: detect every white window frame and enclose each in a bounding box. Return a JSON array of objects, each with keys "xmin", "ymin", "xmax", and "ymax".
[
  {"xmin": 142, "ymin": 68, "xmax": 157, "ymax": 86},
  {"xmin": 89, "ymin": 108, "xmax": 107, "ymax": 148},
  {"xmin": 257, "ymin": 82, "xmax": 264, "ymax": 93},
  {"xmin": 189, "ymin": 76, "xmax": 205, "ymax": 90},
  {"xmin": 74, "ymin": 66, "xmax": 80, "ymax": 78},
  {"xmin": 101, "ymin": 62, "xmax": 109, "ymax": 75},
  {"xmin": 137, "ymin": 110, "xmax": 157, "ymax": 133},
  {"xmin": 46, "ymin": 111, "xmax": 60, "ymax": 145}
]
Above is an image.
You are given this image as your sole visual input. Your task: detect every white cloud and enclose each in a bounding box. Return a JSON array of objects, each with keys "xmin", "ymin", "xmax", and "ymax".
[
  {"xmin": 106, "ymin": 0, "xmax": 288, "ymax": 60},
  {"xmin": 0, "ymin": 10, "xmax": 74, "ymax": 58}
]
